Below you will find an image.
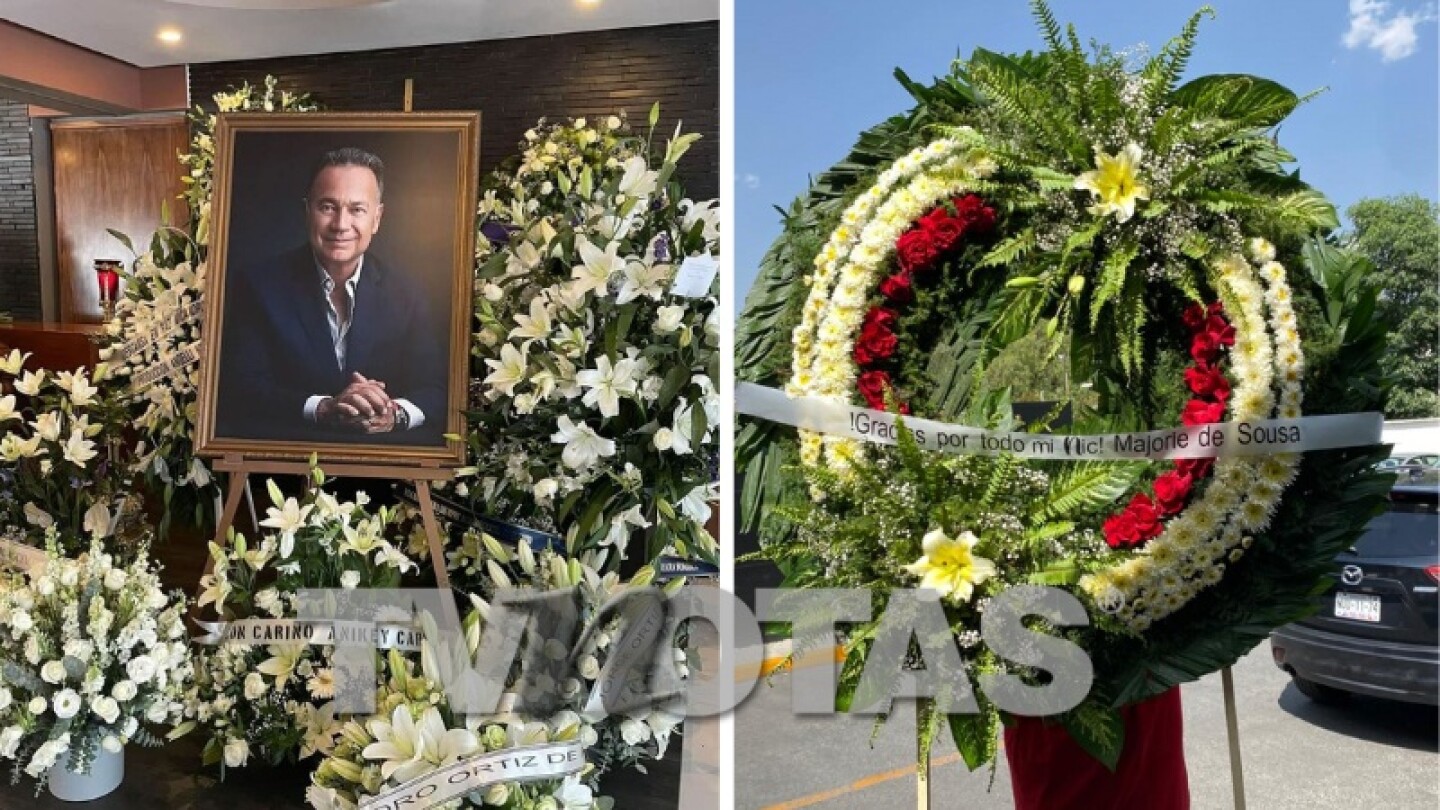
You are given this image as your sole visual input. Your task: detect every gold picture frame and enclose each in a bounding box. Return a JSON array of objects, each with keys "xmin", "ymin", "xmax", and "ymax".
[{"xmin": 195, "ymin": 112, "xmax": 479, "ymax": 467}]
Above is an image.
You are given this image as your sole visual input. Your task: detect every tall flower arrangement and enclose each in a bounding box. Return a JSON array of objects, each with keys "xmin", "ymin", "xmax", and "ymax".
[
  {"xmin": 99, "ymin": 76, "xmax": 318, "ymax": 537},
  {"xmin": 0, "ymin": 538, "xmax": 192, "ymax": 787},
  {"xmin": 467, "ymin": 110, "xmax": 720, "ymax": 565}
]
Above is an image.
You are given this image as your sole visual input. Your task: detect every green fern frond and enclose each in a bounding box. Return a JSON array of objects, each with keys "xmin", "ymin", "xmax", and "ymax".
[
  {"xmin": 1089, "ymin": 240, "xmax": 1138, "ymax": 328},
  {"xmin": 1141, "ymin": 6, "xmax": 1217, "ymax": 113},
  {"xmin": 976, "ymin": 229, "xmax": 1038, "ymax": 269},
  {"xmin": 1037, "ymin": 461, "xmax": 1145, "ymax": 521}
]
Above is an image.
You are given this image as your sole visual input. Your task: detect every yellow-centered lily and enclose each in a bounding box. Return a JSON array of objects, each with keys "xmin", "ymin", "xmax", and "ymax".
[
  {"xmin": 1074, "ymin": 142, "xmax": 1150, "ymax": 223},
  {"xmin": 904, "ymin": 528, "xmax": 997, "ymax": 603}
]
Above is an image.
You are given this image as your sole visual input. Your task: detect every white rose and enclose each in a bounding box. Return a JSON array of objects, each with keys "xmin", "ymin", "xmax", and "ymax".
[
  {"xmin": 653, "ymin": 428, "xmax": 675, "ymax": 452},
  {"xmin": 59, "ymin": 567, "xmax": 78, "ymax": 589},
  {"xmin": 0, "ymin": 688, "xmax": 9, "ymax": 711},
  {"xmin": 52, "ymin": 689, "xmax": 80, "ymax": 720},
  {"xmin": 103, "ymin": 569, "xmax": 127, "ymax": 591},
  {"xmin": 532, "ymin": 478, "xmax": 558, "ymax": 502},
  {"xmin": 145, "ymin": 700, "xmax": 167, "ymax": 723},
  {"xmin": 578, "ymin": 656, "xmax": 600, "ymax": 680},
  {"xmin": 111, "ymin": 680, "xmax": 137, "ymax": 702},
  {"xmin": 101, "ymin": 735, "xmax": 122, "ymax": 753},
  {"xmin": 23, "ymin": 636, "xmax": 40, "ymax": 665},
  {"xmin": 126, "ymin": 655, "xmax": 157, "ymax": 684},
  {"xmin": 243, "ymin": 672, "xmax": 266, "ymax": 701},
  {"xmin": 35, "ymin": 578, "xmax": 54, "ymax": 597},
  {"xmin": 223, "ymin": 737, "xmax": 250, "ymax": 768},
  {"xmin": 41, "ymin": 660, "xmax": 66, "ymax": 684},
  {"xmin": 339, "ymin": 570, "xmax": 361, "ymax": 590},
  {"xmin": 121, "ymin": 717, "xmax": 138, "ymax": 737},
  {"xmin": 10, "ymin": 611, "xmax": 31, "ymax": 634},
  {"xmin": 92, "ymin": 696, "xmax": 120, "ymax": 725},
  {"xmin": 27, "ymin": 696, "xmax": 46, "ymax": 715},
  {"xmin": 654, "ymin": 305, "xmax": 685, "ymax": 334},
  {"xmin": 483, "ymin": 283, "xmax": 505, "ymax": 302}
]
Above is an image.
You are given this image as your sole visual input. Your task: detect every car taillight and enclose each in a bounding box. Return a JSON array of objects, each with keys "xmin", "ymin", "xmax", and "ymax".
[{"xmin": 1427, "ymin": 565, "xmax": 1440, "ymax": 583}]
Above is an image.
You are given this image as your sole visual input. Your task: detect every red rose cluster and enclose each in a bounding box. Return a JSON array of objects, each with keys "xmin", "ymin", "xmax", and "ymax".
[
  {"xmin": 1102, "ymin": 302, "xmax": 1234, "ymax": 550},
  {"xmin": 855, "ymin": 195, "xmax": 997, "ymax": 412}
]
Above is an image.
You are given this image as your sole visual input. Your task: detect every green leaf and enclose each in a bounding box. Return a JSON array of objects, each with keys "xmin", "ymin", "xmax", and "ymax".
[
  {"xmin": 1089, "ymin": 241, "xmax": 1138, "ymax": 328},
  {"xmin": 947, "ymin": 710, "xmax": 997, "ymax": 771},
  {"xmin": 1169, "ymin": 74, "xmax": 1300, "ymax": 130},
  {"xmin": 648, "ymin": 102, "xmax": 661, "ymax": 128},
  {"xmin": 1060, "ymin": 701, "xmax": 1125, "ymax": 771},
  {"xmin": 106, "ymin": 228, "xmax": 136, "ymax": 256}
]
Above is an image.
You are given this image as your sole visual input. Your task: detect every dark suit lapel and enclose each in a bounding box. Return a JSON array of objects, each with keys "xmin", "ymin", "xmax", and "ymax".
[
  {"xmin": 344, "ymin": 255, "xmax": 384, "ymax": 375},
  {"xmin": 286, "ymin": 248, "xmax": 340, "ymax": 373}
]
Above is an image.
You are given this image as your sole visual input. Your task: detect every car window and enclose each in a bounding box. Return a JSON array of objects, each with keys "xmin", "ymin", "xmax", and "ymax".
[{"xmin": 1352, "ymin": 500, "xmax": 1439, "ymax": 558}]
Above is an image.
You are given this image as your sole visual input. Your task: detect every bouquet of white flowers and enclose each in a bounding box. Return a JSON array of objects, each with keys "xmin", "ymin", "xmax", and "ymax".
[
  {"xmin": 188, "ymin": 469, "xmax": 416, "ymax": 773},
  {"xmin": 0, "ymin": 351, "xmax": 133, "ymax": 553},
  {"xmin": 0, "ymin": 536, "xmax": 192, "ymax": 787},
  {"xmin": 467, "ymin": 109, "xmax": 720, "ymax": 566}
]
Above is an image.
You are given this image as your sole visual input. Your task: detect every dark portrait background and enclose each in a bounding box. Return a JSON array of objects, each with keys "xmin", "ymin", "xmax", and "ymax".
[{"xmin": 213, "ymin": 127, "xmax": 465, "ymax": 447}]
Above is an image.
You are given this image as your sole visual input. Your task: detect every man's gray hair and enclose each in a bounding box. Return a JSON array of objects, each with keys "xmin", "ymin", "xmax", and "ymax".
[{"xmin": 310, "ymin": 146, "xmax": 385, "ymax": 198}]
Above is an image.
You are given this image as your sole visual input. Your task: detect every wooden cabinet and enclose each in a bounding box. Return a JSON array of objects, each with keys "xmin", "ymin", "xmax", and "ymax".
[
  {"xmin": 0, "ymin": 320, "xmax": 103, "ymax": 375},
  {"xmin": 50, "ymin": 115, "xmax": 189, "ymax": 323}
]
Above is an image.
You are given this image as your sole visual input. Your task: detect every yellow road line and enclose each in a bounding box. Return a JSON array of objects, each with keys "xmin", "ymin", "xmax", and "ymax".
[
  {"xmin": 758, "ymin": 752, "xmax": 965, "ymax": 810},
  {"xmin": 748, "ymin": 644, "xmax": 847, "ymax": 680}
]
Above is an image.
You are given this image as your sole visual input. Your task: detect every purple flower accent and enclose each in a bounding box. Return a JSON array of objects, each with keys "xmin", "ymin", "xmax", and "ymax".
[
  {"xmin": 480, "ymin": 220, "xmax": 518, "ymax": 249},
  {"xmin": 652, "ymin": 233, "xmax": 672, "ymax": 262}
]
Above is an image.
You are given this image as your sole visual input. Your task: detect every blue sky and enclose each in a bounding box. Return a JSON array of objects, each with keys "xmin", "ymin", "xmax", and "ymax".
[{"xmin": 734, "ymin": 0, "xmax": 1440, "ymax": 315}]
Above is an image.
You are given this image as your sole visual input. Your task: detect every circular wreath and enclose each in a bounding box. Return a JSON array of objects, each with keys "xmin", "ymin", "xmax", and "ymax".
[{"xmin": 737, "ymin": 1, "xmax": 1392, "ymax": 767}]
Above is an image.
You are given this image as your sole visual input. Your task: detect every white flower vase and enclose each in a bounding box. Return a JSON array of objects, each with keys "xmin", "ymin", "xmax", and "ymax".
[{"xmin": 48, "ymin": 746, "xmax": 124, "ymax": 802}]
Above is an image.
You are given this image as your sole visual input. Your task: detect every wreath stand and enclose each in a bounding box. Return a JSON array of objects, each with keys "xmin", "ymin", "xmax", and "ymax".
[
  {"xmin": 912, "ymin": 668, "xmax": 1248, "ymax": 809},
  {"xmin": 199, "ymin": 454, "xmax": 453, "ymax": 595}
]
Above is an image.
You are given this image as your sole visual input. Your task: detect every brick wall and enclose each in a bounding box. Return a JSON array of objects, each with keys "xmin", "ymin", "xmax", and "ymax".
[
  {"xmin": 189, "ymin": 22, "xmax": 719, "ymax": 200},
  {"xmin": 0, "ymin": 100, "xmax": 39, "ymax": 320}
]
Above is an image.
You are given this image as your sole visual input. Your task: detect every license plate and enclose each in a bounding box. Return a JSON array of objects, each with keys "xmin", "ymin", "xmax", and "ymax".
[{"xmin": 1335, "ymin": 592, "xmax": 1381, "ymax": 623}]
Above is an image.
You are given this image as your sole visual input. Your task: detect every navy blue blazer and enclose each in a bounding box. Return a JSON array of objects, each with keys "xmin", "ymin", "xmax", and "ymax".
[{"xmin": 215, "ymin": 246, "xmax": 448, "ymax": 444}]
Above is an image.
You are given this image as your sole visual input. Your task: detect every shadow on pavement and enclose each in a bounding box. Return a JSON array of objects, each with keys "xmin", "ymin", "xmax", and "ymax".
[{"xmin": 1277, "ymin": 683, "xmax": 1439, "ymax": 753}]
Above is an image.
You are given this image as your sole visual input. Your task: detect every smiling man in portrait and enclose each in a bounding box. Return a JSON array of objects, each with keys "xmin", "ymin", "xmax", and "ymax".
[{"xmin": 216, "ymin": 146, "xmax": 446, "ymax": 444}]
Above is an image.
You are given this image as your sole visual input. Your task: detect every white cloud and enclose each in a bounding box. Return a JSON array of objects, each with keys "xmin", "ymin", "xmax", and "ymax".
[
  {"xmin": 741, "ymin": 173, "xmax": 761, "ymax": 190},
  {"xmin": 1343, "ymin": 0, "xmax": 1436, "ymax": 62}
]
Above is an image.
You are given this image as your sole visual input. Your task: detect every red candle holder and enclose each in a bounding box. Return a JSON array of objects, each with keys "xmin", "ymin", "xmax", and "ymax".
[{"xmin": 94, "ymin": 259, "xmax": 122, "ymax": 321}]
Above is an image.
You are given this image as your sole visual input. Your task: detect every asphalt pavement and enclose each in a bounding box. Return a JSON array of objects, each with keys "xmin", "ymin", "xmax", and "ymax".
[{"xmin": 734, "ymin": 643, "xmax": 1440, "ymax": 809}]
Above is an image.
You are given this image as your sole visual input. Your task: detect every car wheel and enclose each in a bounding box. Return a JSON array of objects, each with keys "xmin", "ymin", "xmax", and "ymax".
[{"xmin": 1292, "ymin": 673, "xmax": 1349, "ymax": 705}]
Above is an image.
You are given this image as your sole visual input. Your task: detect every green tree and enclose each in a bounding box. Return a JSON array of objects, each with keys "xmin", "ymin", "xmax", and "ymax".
[{"xmin": 1345, "ymin": 195, "xmax": 1439, "ymax": 418}]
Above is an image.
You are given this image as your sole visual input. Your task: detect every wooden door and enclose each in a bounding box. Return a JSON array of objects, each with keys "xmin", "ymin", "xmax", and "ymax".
[{"xmin": 51, "ymin": 115, "xmax": 189, "ymax": 323}]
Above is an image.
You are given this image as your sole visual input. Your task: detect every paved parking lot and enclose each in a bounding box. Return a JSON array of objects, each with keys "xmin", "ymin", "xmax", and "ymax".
[{"xmin": 735, "ymin": 644, "xmax": 1439, "ymax": 809}]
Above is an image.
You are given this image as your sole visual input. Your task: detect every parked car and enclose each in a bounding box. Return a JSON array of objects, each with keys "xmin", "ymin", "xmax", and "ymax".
[
  {"xmin": 1378, "ymin": 454, "xmax": 1440, "ymax": 473},
  {"xmin": 1270, "ymin": 482, "xmax": 1439, "ymax": 705}
]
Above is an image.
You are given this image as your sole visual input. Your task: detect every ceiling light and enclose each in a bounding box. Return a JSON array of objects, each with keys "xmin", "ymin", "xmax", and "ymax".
[{"xmin": 157, "ymin": 28, "xmax": 183, "ymax": 43}]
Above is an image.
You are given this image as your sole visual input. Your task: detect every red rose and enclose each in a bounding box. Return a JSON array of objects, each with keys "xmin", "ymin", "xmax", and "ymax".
[
  {"xmin": 1204, "ymin": 315, "xmax": 1236, "ymax": 348},
  {"xmin": 1182, "ymin": 303, "xmax": 1208, "ymax": 332},
  {"xmin": 854, "ymin": 323, "xmax": 899, "ymax": 365},
  {"xmin": 953, "ymin": 195, "xmax": 996, "ymax": 234},
  {"xmin": 1184, "ymin": 364, "xmax": 1231, "ymax": 401},
  {"xmin": 1182, "ymin": 398, "xmax": 1226, "ymax": 426},
  {"xmin": 1176, "ymin": 457, "xmax": 1214, "ymax": 480},
  {"xmin": 896, "ymin": 228, "xmax": 939, "ymax": 273},
  {"xmin": 880, "ymin": 271, "xmax": 915, "ymax": 304},
  {"xmin": 1103, "ymin": 512, "xmax": 1140, "ymax": 549},
  {"xmin": 861, "ymin": 306, "xmax": 898, "ymax": 333},
  {"xmin": 920, "ymin": 208, "xmax": 966, "ymax": 253},
  {"xmin": 857, "ymin": 370, "xmax": 893, "ymax": 410},
  {"xmin": 1127, "ymin": 493, "xmax": 1163, "ymax": 540},
  {"xmin": 1189, "ymin": 331, "xmax": 1221, "ymax": 364},
  {"xmin": 1207, "ymin": 301, "xmax": 1225, "ymax": 319},
  {"xmin": 1152, "ymin": 471, "xmax": 1193, "ymax": 516}
]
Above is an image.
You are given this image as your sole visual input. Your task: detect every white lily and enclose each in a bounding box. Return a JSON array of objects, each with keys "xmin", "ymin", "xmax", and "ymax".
[
  {"xmin": 575, "ymin": 355, "xmax": 638, "ymax": 418},
  {"xmin": 616, "ymin": 260, "xmax": 671, "ymax": 304},
  {"xmin": 510, "ymin": 296, "xmax": 553, "ymax": 344},
  {"xmin": 483, "ymin": 343, "xmax": 528, "ymax": 398},
  {"xmin": 13, "ymin": 370, "xmax": 45, "ymax": 397},
  {"xmin": 0, "ymin": 349, "xmax": 29, "ymax": 375},
  {"xmin": 31, "ymin": 412, "xmax": 62, "ymax": 443},
  {"xmin": 62, "ymin": 429, "xmax": 98, "ymax": 467},
  {"xmin": 617, "ymin": 155, "xmax": 657, "ymax": 200},
  {"xmin": 255, "ymin": 644, "xmax": 306, "ymax": 689},
  {"xmin": 550, "ymin": 415, "xmax": 616, "ymax": 471},
  {"xmin": 571, "ymin": 238, "xmax": 624, "ymax": 298},
  {"xmin": 260, "ymin": 497, "xmax": 313, "ymax": 558}
]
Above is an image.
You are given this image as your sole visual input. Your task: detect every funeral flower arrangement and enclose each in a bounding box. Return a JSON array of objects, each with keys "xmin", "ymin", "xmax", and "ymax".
[
  {"xmin": 99, "ymin": 76, "xmax": 318, "ymax": 537},
  {"xmin": 737, "ymin": 1, "xmax": 1391, "ymax": 768},
  {"xmin": 0, "ymin": 538, "xmax": 192, "ymax": 787},
  {"xmin": 468, "ymin": 110, "xmax": 721, "ymax": 565},
  {"xmin": 0, "ymin": 351, "xmax": 132, "ymax": 553},
  {"xmin": 187, "ymin": 469, "xmax": 416, "ymax": 773}
]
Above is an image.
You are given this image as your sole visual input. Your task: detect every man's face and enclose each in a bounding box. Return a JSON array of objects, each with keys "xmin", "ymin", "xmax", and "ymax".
[{"xmin": 306, "ymin": 164, "xmax": 384, "ymax": 273}]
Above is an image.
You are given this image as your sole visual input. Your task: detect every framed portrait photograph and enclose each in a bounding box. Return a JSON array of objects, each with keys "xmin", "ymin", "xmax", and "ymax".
[{"xmin": 195, "ymin": 112, "xmax": 480, "ymax": 465}]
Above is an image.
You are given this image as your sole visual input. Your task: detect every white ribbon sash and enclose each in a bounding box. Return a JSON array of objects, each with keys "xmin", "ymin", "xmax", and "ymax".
[
  {"xmin": 190, "ymin": 618, "xmax": 423, "ymax": 652},
  {"xmin": 359, "ymin": 741, "xmax": 585, "ymax": 810},
  {"xmin": 737, "ymin": 383, "xmax": 1384, "ymax": 460}
]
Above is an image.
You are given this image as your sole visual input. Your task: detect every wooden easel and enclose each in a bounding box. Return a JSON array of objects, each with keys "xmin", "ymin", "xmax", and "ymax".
[{"xmin": 203, "ymin": 455, "xmax": 453, "ymax": 592}]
